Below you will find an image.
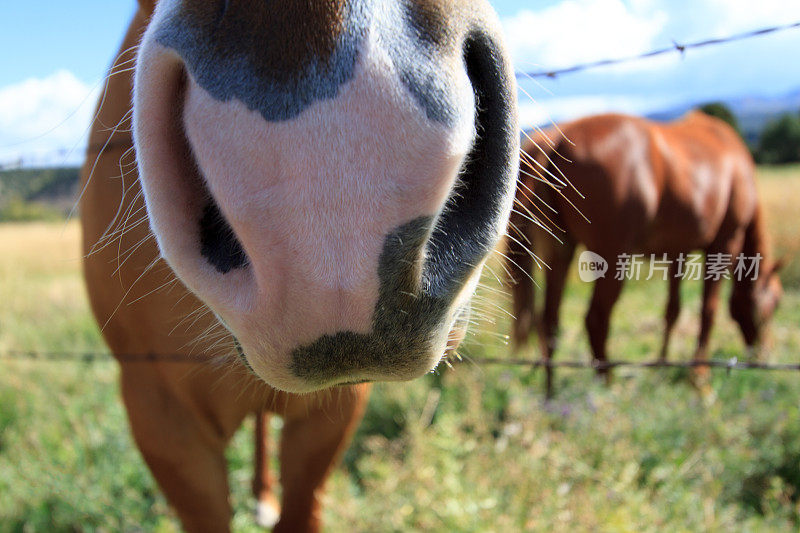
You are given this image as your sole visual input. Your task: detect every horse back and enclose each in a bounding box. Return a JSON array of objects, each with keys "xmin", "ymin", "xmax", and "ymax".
[
  {"xmin": 519, "ymin": 113, "xmax": 757, "ymax": 256},
  {"xmin": 650, "ymin": 111, "xmax": 757, "ymax": 251}
]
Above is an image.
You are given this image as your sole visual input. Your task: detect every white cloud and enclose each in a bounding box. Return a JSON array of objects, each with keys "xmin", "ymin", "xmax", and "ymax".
[
  {"xmin": 0, "ymin": 70, "xmax": 99, "ymax": 167},
  {"xmin": 502, "ymin": 0, "xmax": 668, "ymax": 70},
  {"xmin": 703, "ymin": 0, "xmax": 800, "ymax": 37},
  {"xmin": 519, "ymin": 93, "xmax": 682, "ymax": 128},
  {"xmin": 505, "ymin": 0, "xmax": 800, "ymax": 126},
  {"xmin": 503, "ymin": 0, "xmax": 800, "ymax": 78}
]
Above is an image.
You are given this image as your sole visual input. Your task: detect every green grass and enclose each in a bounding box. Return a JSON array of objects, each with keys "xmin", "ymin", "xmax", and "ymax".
[{"xmin": 1, "ymin": 167, "xmax": 800, "ymax": 531}]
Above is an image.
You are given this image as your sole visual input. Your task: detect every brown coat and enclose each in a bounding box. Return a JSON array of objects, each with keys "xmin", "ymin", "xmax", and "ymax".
[
  {"xmin": 508, "ymin": 113, "xmax": 782, "ymax": 396},
  {"xmin": 80, "ymin": 7, "xmax": 368, "ymax": 532}
]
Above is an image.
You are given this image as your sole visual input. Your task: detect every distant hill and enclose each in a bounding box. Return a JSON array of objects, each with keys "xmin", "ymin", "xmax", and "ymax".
[
  {"xmin": 0, "ymin": 167, "xmax": 80, "ymax": 220},
  {"xmin": 647, "ymin": 88, "xmax": 800, "ymax": 146}
]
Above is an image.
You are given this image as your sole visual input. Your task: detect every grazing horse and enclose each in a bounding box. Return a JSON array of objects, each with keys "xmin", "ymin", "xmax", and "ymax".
[
  {"xmin": 81, "ymin": 1, "xmax": 518, "ymax": 531},
  {"xmin": 508, "ymin": 112, "xmax": 782, "ymax": 397}
]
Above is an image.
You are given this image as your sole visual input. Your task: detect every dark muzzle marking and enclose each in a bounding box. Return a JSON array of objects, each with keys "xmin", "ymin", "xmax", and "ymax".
[
  {"xmin": 290, "ymin": 217, "xmax": 450, "ymax": 385},
  {"xmin": 153, "ymin": 0, "xmax": 463, "ymax": 126},
  {"xmin": 155, "ymin": 0, "xmax": 359, "ymax": 122}
]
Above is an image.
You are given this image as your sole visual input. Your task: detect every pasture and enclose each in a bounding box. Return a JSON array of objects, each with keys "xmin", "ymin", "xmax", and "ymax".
[{"xmin": 1, "ymin": 166, "xmax": 800, "ymax": 531}]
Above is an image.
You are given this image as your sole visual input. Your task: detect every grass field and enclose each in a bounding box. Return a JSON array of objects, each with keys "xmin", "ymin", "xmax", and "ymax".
[{"xmin": 1, "ymin": 167, "xmax": 800, "ymax": 531}]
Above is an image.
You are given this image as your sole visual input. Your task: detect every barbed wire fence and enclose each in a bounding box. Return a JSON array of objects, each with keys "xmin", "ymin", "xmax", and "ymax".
[
  {"xmin": 3, "ymin": 20, "xmax": 800, "ymax": 376},
  {"xmin": 3, "ymin": 349, "xmax": 800, "ymax": 375},
  {"xmin": 518, "ymin": 20, "xmax": 800, "ymax": 79},
  {"xmin": 2, "ymin": 20, "xmax": 800, "ymax": 170}
]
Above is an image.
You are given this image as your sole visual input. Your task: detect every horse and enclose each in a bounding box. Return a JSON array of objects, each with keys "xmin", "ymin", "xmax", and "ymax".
[
  {"xmin": 507, "ymin": 112, "xmax": 782, "ymax": 397},
  {"xmin": 80, "ymin": 1, "xmax": 519, "ymax": 531}
]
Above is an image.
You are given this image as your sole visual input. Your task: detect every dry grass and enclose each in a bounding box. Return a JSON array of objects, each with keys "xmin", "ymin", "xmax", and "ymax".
[
  {"xmin": 758, "ymin": 164, "xmax": 800, "ymax": 287},
  {"xmin": 1, "ymin": 168, "xmax": 800, "ymax": 531},
  {"xmin": 0, "ymin": 221, "xmax": 82, "ymax": 277},
  {"xmin": 0, "ymin": 221, "xmax": 103, "ymax": 354}
]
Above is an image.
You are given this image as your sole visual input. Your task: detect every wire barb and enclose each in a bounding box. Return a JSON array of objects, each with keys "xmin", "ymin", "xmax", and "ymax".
[
  {"xmin": 2, "ymin": 350, "xmax": 800, "ymax": 373},
  {"xmin": 517, "ymin": 21, "xmax": 800, "ymax": 80}
]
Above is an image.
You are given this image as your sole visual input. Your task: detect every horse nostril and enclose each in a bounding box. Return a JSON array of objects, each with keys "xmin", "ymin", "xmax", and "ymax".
[{"xmin": 199, "ymin": 198, "xmax": 249, "ymax": 274}]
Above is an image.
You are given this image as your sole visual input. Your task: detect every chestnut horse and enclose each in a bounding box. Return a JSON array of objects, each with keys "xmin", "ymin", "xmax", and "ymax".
[
  {"xmin": 81, "ymin": 1, "xmax": 518, "ymax": 531},
  {"xmin": 508, "ymin": 112, "xmax": 782, "ymax": 397}
]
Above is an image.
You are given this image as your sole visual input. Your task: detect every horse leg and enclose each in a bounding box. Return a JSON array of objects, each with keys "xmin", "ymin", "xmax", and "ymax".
[
  {"xmin": 119, "ymin": 366, "xmax": 247, "ymax": 533},
  {"xmin": 539, "ymin": 240, "xmax": 576, "ymax": 398},
  {"xmin": 253, "ymin": 410, "xmax": 280, "ymax": 528},
  {"xmin": 508, "ymin": 225, "xmax": 536, "ymax": 350},
  {"xmin": 660, "ymin": 262, "xmax": 682, "ymax": 361},
  {"xmin": 585, "ymin": 274, "xmax": 624, "ymax": 384},
  {"xmin": 693, "ymin": 232, "xmax": 744, "ymax": 392},
  {"xmin": 692, "ymin": 271, "xmax": 724, "ymax": 390},
  {"xmin": 273, "ymin": 385, "xmax": 370, "ymax": 533}
]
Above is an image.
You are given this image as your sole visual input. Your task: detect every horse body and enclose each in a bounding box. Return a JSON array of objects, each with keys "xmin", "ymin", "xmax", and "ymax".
[
  {"xmin": 82, "ymin": 1, "xmax": 518, "ymax": 530},
  {"xmin": 510, "ymin": 112, "xmax": 781, "ymax": 396},
  {"xmin": 542, "ymin": 112, "xmax": 754, "ymax": 256}
]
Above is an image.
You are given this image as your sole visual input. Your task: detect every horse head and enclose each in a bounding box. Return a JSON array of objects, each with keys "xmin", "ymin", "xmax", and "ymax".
[
  {"xmin": 132, "ymin": 0, "xmax": 519, "ymax": 392},
  {"xmin": 731, "ymin": 257, "xmax": 784, "ymax": 351}
]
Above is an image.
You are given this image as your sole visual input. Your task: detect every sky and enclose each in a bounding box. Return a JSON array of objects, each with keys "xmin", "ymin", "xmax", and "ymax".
[{"xmin": 1, "ymin": 0, "xmax": 799, "ymax": 167}]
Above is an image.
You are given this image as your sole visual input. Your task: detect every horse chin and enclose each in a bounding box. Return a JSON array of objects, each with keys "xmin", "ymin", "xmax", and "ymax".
[
  {"xmin": 239, "ymin": 342, "xmax": 443, "ymax": 394},
  {"xmin": 230, "ymin": 304, "xmax": 476, "ymax": 393}
]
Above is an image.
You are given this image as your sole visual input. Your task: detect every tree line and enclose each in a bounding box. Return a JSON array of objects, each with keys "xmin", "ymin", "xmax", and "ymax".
[{"xmin": 699, "ymin": 102, "xmax": 800, "ymax": 165}]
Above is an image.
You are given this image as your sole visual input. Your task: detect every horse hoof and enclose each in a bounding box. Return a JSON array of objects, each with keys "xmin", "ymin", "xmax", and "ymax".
[
  {"xmin": 255, "ymin": 499, "xmax": 281, "ymax": 529},
  {"xmin": 741, "ymin": 345, "xmax": 757, "ymax": 362},
  {"xmin": 698, "ymin": 383, "xmax": 717, "ymax": 406},
  {"xmin": 689, "ymin": 368, "xmax": 716, "ymax": 404}
]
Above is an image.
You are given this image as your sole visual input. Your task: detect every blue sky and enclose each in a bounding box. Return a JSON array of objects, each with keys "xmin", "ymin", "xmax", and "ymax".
[
  {"xmin": 0, "ymin": 2, "xmax": 135, "ymax": 88},
  {"xmin": 1, "ymin": 0, "xmax": 799, "ymax": 166},
  {"xmin": 0, "ymin": 1, "xmax": 556, "ymax": 87}
]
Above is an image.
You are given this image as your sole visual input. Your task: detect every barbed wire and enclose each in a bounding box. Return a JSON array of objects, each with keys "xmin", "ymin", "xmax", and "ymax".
[
  {"xmin": 517, "ymin": 20, "xmax": 800, "ymax": 79},
  {"xmin": 474, "ymin": 357, "xmax": 800, "ymax": 373},
  {"xmin": 2, "ymin": 22, "xmax": 799, "ymax": 377},
  {"xmin": 0, "ymin": 350, "xmax": 211, "ymax": 364},
  {"xmin": 2, "ymin": 349, "xmax": 799, "ymax": 374},
  {"xmin": 3, "ymin": 21, "xmax": 799, "ymax": 169}
]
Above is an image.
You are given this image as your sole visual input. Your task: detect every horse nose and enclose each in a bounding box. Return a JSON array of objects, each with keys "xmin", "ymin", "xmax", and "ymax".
[{"xmin": 284, "ymin": 217, "xmax": 450, "ymax": 389}]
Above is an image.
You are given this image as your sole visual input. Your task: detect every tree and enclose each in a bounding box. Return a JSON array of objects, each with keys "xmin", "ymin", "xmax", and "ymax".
[
  {"xmin": 698, "ymin": 102, "xmax": 741, "ymax": 134},
  {"xmin": 757, "ymin": 113, "xmax": 800, "ymax": 165}
]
